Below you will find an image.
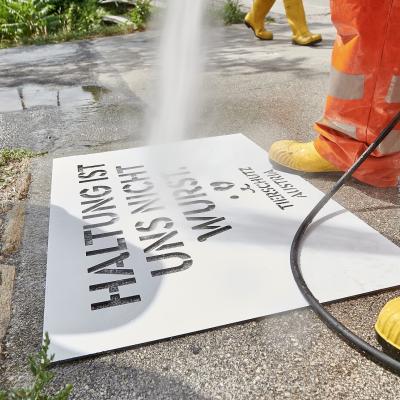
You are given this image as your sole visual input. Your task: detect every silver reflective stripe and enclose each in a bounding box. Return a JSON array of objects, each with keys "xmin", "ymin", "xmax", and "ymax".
[
  {"xmin": 385, "ymin": 76, "xmax": 400, "ymax": 103},
  {"xmin": 328, "ymin": 66, "xmax": 365, "ymax": 100},
  {"xmin": 377, "ymin": 130, "xmax": 400, "ymax": 155},
  {"xmin": 317, "ymin": 117, "xmax": 357, "ymax": 139}
]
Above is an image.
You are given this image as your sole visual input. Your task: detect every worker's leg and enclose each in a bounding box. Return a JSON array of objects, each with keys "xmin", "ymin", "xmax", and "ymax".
[
  {"xmin": 314, "ymin": 0, "xmax": 400, "ymax": 187},
  {"xmin": 270, "ymin": 0, "xmax": 400, "ymax": 187},
  {"xmin": 283, "ymin": 0, "xmax": 322, "ymax": 46},
  {"xmin": 245, "ymin": 0, "xmax": 276, "ymax": 40}
]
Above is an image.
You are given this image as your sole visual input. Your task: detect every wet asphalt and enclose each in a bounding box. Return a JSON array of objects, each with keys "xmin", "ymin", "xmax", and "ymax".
[{"xmin": 1, "ymin": 3, "xmax": 400, "ymax": 399}]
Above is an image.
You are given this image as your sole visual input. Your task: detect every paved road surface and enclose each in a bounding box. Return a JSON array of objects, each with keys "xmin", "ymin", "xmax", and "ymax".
[{"xmin": 1, "ymin": 2, "xmax": 400, "ymax": 399}]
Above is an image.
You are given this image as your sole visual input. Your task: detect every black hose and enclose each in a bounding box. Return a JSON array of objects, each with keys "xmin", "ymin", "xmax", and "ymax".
[{"xmin": 290, "ymin": 110, "xmax": 400, "ymax": 373}]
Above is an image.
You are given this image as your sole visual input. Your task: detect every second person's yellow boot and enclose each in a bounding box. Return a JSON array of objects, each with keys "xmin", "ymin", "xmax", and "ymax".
[
  {"xmin": 244, "ymin": 0, "xmax": 276, "ymax": 40},
  {"xmin": 283, "ymin": 0, "xmax": 322, "ymax": 46},
  {"xmin": 376, "ymin": 297, "xmax": 400, "ymax": 351}
]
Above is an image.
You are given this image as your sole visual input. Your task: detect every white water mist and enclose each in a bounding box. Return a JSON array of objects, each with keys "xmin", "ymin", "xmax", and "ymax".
[{"xmin": 148, "ymin": 0, "xmax": 206, "ymax": 144}]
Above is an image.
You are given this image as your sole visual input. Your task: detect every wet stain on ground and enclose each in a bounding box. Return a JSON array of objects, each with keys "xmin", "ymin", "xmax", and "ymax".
[
  {"xmin": 0, "ymin": 83, "xmax": 145, "ymax": 154},
  {"xmin": 0, "ymin": 85, "xmax": 111, "ymax": 113}
]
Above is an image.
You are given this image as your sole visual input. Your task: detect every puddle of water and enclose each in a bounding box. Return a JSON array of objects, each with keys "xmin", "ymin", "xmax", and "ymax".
[{"xmin": 0, "ymin": 84, "xmax": 111, "ymax": 112}]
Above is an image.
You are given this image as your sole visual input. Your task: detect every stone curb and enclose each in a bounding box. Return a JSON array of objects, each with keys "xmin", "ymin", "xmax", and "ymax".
[
  {"xmin": 1, "ymin": 201, "xmax": 27, "ymax": 258},
  {"xmin": 0, "ymin": 265, "xmax": 15, "ymax": 356}
]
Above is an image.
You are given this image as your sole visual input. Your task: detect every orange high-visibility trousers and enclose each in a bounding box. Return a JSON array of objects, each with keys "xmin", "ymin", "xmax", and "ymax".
[{"xmin": 314, "ymin": 0, "xmax": 400, "ymax": 187}]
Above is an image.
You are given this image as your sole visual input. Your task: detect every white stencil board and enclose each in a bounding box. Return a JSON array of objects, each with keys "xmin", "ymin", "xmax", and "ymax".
[{"xmin": 44, "ymin": 134, "xmax": 400, "ymax": 361}]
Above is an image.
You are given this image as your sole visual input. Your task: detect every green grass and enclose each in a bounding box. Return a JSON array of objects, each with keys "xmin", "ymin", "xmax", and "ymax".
[
  {"xmin": 0, "ymin": 0, "xmax": 105, "ymax": 44},
  {"xmin": 130, "ymin": 0, "xmax": 152, "ymax": 30},
  {"xmin": 0, "ymin": 149, "xmax": 40, "ymax": 168},
  {"xmin": 0, "ymin": 333, "xmax": 72, "ymax": 400},
  {"xmin": 0, "ymin": 149, "xmax": 44, "ymax": 190},
  {"xmin": 207, "ymin": 1, "xmax": 275, "ymax": 26},
  {"xmin": 221, "ymin": 0, "xmax": 246, "ymax": 25},
  {"xmin": 0, "ymin": 0, "xmax": 150, "ymax": 49},
  {"xmin": 0, "ymin": 24, "xmax": 135, "ymax": 48}
]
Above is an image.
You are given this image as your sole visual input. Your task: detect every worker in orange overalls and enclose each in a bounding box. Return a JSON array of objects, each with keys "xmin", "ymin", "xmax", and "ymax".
[
  {"xmin": 245, "ymin": 0, "xmax": 322, "ymax": 45},
  {"xmin": 268, "ymin": 0, "xmax": 400, "ymax": 188},
  {"xmin": 267, "ymin": 0, "xmax": 400, "ymax": 348}
]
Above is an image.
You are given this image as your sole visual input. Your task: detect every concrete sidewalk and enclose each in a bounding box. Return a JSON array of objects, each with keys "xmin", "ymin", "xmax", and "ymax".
[{"xmin": 1, "ymin": 2, "xmax": 400, "ymax": 399}]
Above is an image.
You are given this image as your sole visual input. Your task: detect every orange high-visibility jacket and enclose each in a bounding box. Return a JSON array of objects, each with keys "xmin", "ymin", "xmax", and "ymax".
[{"xmin": 314, "ymin": 0, "xmax": 400, "ymax": 187}]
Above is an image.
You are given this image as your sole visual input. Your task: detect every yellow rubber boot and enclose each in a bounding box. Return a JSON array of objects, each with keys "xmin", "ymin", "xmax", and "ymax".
[
  {"xmin": 244, "ymin": 0, "xmax": 276, "ymax": 40},
  {"xmin": 376, "ymin": 297, "xmax": 400, "ymax": 351},
  {"xmin": 283, "ymin": 0, "xmax": 322, "ymax": 46},
  {"xmin": 268, "ymin": 140, "xmax": 341, "ymax": 173}
]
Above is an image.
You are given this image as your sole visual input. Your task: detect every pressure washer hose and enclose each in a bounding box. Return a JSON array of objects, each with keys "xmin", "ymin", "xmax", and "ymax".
[{"xmin": 290, "ymin": 110, "xmax": 400, "ymax": 373}]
